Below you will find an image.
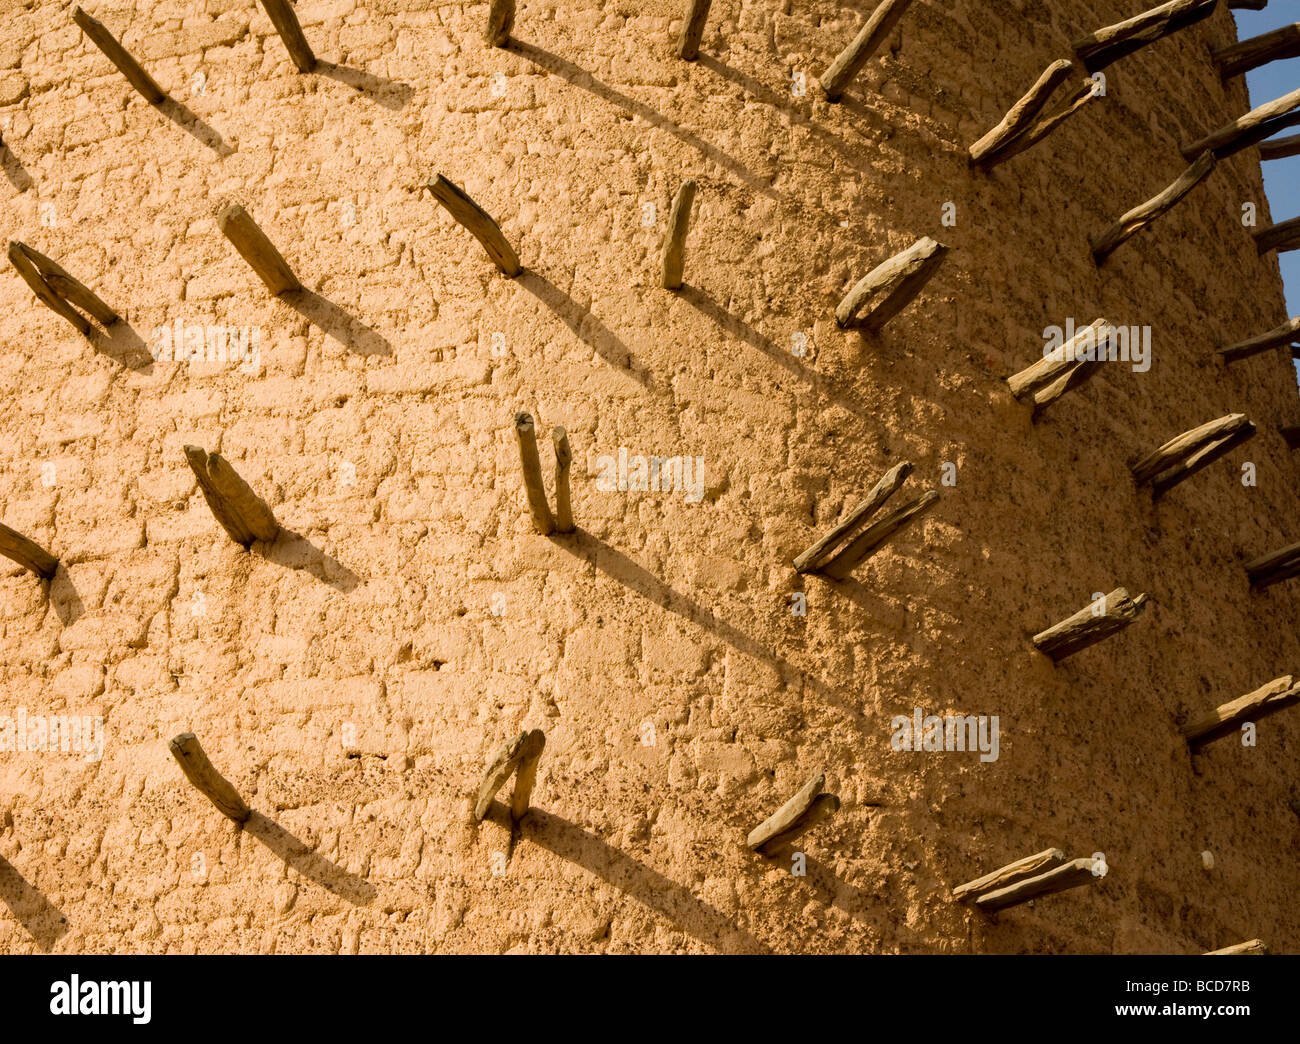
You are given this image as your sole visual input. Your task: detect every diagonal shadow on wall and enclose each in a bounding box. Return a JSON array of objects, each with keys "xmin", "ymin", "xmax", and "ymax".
[
  {"xmin": 0, "ymin": 853, "xmax": 69, "ymax": 951},
  {"xmin": 258, "ymin": 529, "xmax": 360, "ymax": 593},
  {"xmin": 244, "ymin": 812, "xmax": 377, "ymax": 905},
  {"xmin": 284, "ymin": 289, "xmax": 393, "ymax": 357},
  {"xmin": 155, "ymin": 97, "xmax": 233, "ymax": 156},
  {"xmin": 317, "ymin": 62, "xmax": 415, "ymax": 111}
]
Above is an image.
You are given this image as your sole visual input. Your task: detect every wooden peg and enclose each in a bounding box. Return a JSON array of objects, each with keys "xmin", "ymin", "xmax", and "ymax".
[
  {"xmin": 975, "ymin": 856, "xmax": 1105, "ymax": 912},
  {"xmin": 747, "ymin": 773, "xmax": 840, "ymax": 856},
  {"xmin": 0, "ymin": 522, "xmax": 59, "ymax": 579},
  {"xmin": 978, "ymin": 79, "xmax": 1098, "ymax": 170},
  {"xmin": 1129, "ymin": 413, "xmax": 1255, "ymax": 498},
  {"xmin": 1183, "ymin": 675, "xmax": 1300, "ymax": 747},
  {"xmin": 678, "ymin": 0, "xmax": 713, "ymax": 60},
  {"xmin": 1032, "ymin": 588, "xmax": 1148, "ymax": 661},
  {"xmin": 485, "ymin": 0, "xmax": 514, "ymax": 47},
  {"xmin": 1182, "ymin": 85, "xmax": 1300, "ymax": 161},
  {"xmin": 168, "ymin": 733, "xmax": 251, "ymax": 823},
  {"xmin": 1205, "ymin": 940, "xmax": 1269, "ymax": 955},
  {"xmin": 1213, "ymin": 22, "xmax": 1300, "ymax": 80},
  {"xmin": 1217, "ymin": 316, "xmax": 1300, "ymax": 363},
  {"xmin": 256, "ymin": 0, "xmax": 316, "ymax": 73},
  {"xmin": 1253, "ymin": 216, "xmax": 1300, "ymax": 255},
  {"xmin": 1246, "ymin": 541, "xmax": 1300, "ymax": 589},
  {"xmin": 661, "ymin": 179, "xmax": 697, "ymax": 290},
  {"xmin": 552, "ymin": 426, "xmax": 575, "ymax": 534},
  {"xmin": 1072, "ymin": 0, "xmax": 1217, "ymax": 73},
  {"xmin": 474, "ymin": 728, "xmax": 545, "ymax": 823},
  {"xmin": 1091, "ymin": 151, "xmax": 1215, "ymax": 263},
  {"xmin": 427, "ymin": 174, "xmax": 521, "ymax": 276},
  {"xmin": 72, "ymin": 7, "xmax": 166, "ymax": 104},
  {"xmin": 184, "ymin": 444, "xmax": 280, "ymax": 548},
  {"xmin": 1007, "ymin": 318, "xmax": 1113, "ymax": 414},
  {"xmin": 217, "ymin": 204, "xmax": 302, "ymax": 296},
  {"xmin": 793, "ymin": 461, "xmax": 913, "ymax": 573},
  {"xmin": 952, "ymin": 848, "xmax": 1067, "ymax": 901},
  {"xmin": 1260, "ymin": 134, "xmax": 1300, "ymax": 161},
  {"xmin": 820, "ymin": 0, "xmax": 916, "ymax": 102},
  {"xmin": 969, "ymin": 60, "xmax": 1076, "ymax": 169},
  {"xmin": 835, "ymin": 236, "xmax": 947, "ymax": 331},
  {"xmin": 7, "ymin": 240, "xmax": 118, "ymax": 336},
  {"xmin": 514, "ymin": 414, "xmax": 555, "ymax": 535},
  {"xmin": 820, "ymin": 490, "xmax": 939, "ymax": 581}
]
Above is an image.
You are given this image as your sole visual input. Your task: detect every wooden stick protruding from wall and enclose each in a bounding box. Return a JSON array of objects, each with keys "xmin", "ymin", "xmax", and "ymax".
[
  {"xmin": 552, "ymin": 427, "xmax": 575, "ymax": 534},
  {"xmin": 216, "ymin": 204, "xmax": 302, "ymax": 296},
  {"xmin": 747, "ymin": 773, "xmax": 840, "ymax": 856},
  {"xmin": 1205, "ymin": 939, "xmax": 1269, "ymax": 955},
  {"xmin": 168, "ymin": 733, "xmax": 251, "ymax": 823},
  {"xmin": 427, "ymin": 174, "xmax": 521, "ymax": 276},
  {"xmin": 1260, "ymin": 133, "xmax": 1300, "ymax": 161},
  {"xmin": 0, "ymin": 522, "xmax": 59, "ymax": 579},
  {"xmin": 677, "ymin": 0, "xmax": 714, "ymax": 61},
  {"xmin": 1246, "ymin": 541, "xmax": 1300, "ymax": 589},
  {"xmin": 485, "ymin": 0, "xmax": 514, "ymax": 47},
  {"xmin": 7, "ymin": 241, "xmax": 119, "ymax": 336},
  {"xmin": 1183, "ymin": 675, "xmax": 1300, "ymax": 747},
  {"xmin": 256, "ymin": 0, "xmax": 317, "ymax": 73},
  {"xmin": 1213, "ymin": 22, "xmax": 1300, "ymax": 80},
  {"xmin": 820, "ymin": 0, "xmax": 916, "ymax": 102},
  {"xmin": 1091, "ymin": 151, "xmax": 1216, "ymax": 263},
  {"xmin": 474, "ymin": 729, "xmax": 546, "ymax": 823},
  {"xmin": 974, "ymin": 856, "xmax": 1106, "ymax": 912},
  {"xmin": 1217, "ymin": 316, "xmax": 1300, "ymax": 363},
  {"xmin": 1253, "ymin": 216, "xmax": 1300, "ymax": 256},
  {"xmin": 969, "ymin": 60, "xmax": 1098, "ymax": 170},
  {"xmin": 1007, "ymin": 318, "xmax": 1114, "ymax": 415},
  {"xmin": 515, "ymin": 413, "xmax": 556, "ymax": 535},
  {"xmin": 952, "ymin": 848, "xmax": 1067, "ymax": 901},
  {"xmin": 72, "ymin": 7, "xmax": 166, "ymax": 104},
  {"xmin": 794, "ymin": 461, "xmax": 913, "ymax": 573},
  {"xmin": 835, "ymin": 236, "xmax": 947, "ymax": 331},
  {"xmin": 1072, "ymin": 0, "xmax": 1218, "ymax": 73},
  {"xmin": 661, "ymin": 179, "xmax": 697, "ymax": 290},
  {"xmin": 184, "ymin": 445, "xmax": 281, "ymax": 548},
  {"xmin": 1181, "ymin": 85, "xmax": 1300, "ymax": 161},
  {"xmin": 1032, "ymin": 587, "xmax": 1149, "ymax": 661},
  {"xmin": 1129, "ymin": 413, "xmax": 1255, "ymax": 498}
]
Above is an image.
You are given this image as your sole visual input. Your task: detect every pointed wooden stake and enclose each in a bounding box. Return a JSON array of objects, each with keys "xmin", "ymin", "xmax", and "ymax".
[
  {"xmin": 427, "ymin": 174, "xmax": 521, "ymax": 276},
  {"xmin": 1072, "ymin": 0, "xmax": 1217, "ymax": 73},
  {"xmin": 217, "ymin": 204, "xmax": 301, "ymax": 296},
  {"xmin": 975, "ymin": 856, "xmax": 1105, "ymax": 912},
  {"xmin": 678, "ymin": 0, "xmax": 714, "ymax": 60},
  {"xmin": 1183, "ymin": 675, "xmax": 1300, "ymax": 747},
  {"xmin": 552, "ymin": 426, "xmax": 575, "ymax": 534},
  {"xmin": 1032, "ymin": 587, "xmax": 1148, "ymax": 661},
  {"xmin": 256, "ymin": 0, "xmax": 316, "ymax": 73},
  {"xmin": 1217, "ymin": 316, "xmax": 1300, "ymax": 363},
  {"xmin": 794, "ymin": 461, "xmax": 913, "ymax": 573},
  {"xmin": 169, "ymin": 733, "xmax": 251, "ymax": 823},
  {"xmin": 184, "ymin": 445, "xmax": 280, "ymax": 548},
  {"xmin": 1260, "ymin": 133, "xmax": 1300, "ymax": 161},
  {"xmin": 514, "ymin": 413, "xmax": 555, "ymax": 535},
  {"xmin": 474, "ymin": 728, "xmax": 545, "ymax": 823},
  {"xmin": 7, "ymin": 241, "xmax": 118, "ymax": 336},
  {"xmin": 820, "ymin": 0, "xmax": 916, "ymax": 102},
  {"xmin": 1008, "ymin": 318, "xmax": 1115, "ymax": 414},
  {"xmin": 747, "ymin": 773, "xmax": 840, "ymax": 856},
  {"xmin": 0, "ymin": 522, "xmax": 59, "ymax": 579},
  {"xmin": 1214, "ymin": 22, "xmax": 1300, "ymax": 80},
  {"xmin": 1253, "ymin": 216, "xmax": 1300, "ymax": 255},
  {"xmin": 820, "ymin": 490, "xmax": 939, "ymax": 581},
  {"xmin": 661, "ymin": 179, "xmax": 697, "ymax": 290},
  {"xmin": 952, "ymin": 848, "xmax": 1067, "ymax": 901},
  {"xmin": 1129, "ymin": 413, "xmax": 1255, "ymax": 498},
  {"xmin": 835, "ymin": 236, "xmax": 947, "ymax": 331},
  {"xmin": 1091, "ymin": 151, "xmax": 1215, "ymax": 263},
  {"xmin": 485, "ymin": 0, "xmax": 514, "ymax": 47},
  {"xmin": 1205, "ymin": 940, "xmax": 1269, "ymax": 955},
  {"xmin": 72, "ymin": 7, "xmax": 166, "ymax": 104},
  {"xmin": 1182, "ymin": 85, "xmax": 1300, "ymax": 161},
  {"xmin": 1246, "ymin": 541, "xmax": 1300, "ymax": 589}
]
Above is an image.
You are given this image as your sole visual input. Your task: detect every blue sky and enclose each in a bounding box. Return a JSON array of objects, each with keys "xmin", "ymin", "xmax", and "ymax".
[{"xmin": 1236, "ymin": 6, "xmax": 1299, "ymax": 316}]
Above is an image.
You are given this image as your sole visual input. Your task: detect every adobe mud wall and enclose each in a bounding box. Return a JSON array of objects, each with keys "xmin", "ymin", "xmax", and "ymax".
[{"xmin": 0, "ymin": 0, "xmax": 1297, "ymax": 953}]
